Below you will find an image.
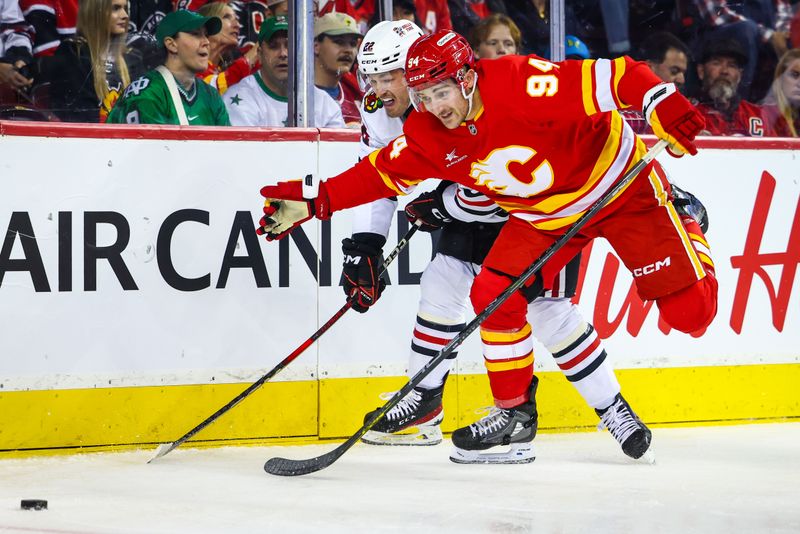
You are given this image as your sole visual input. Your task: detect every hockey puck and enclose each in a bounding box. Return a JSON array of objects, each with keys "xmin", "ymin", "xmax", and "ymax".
[{"xmin": 20, "ymin": 499, "xmax": 47, "ymax": 510}]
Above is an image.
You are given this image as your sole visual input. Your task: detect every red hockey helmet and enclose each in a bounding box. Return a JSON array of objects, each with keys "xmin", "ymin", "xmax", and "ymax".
[{"xmin": 405, "ymin": 30, "xmax": 475, "ymax": 90}]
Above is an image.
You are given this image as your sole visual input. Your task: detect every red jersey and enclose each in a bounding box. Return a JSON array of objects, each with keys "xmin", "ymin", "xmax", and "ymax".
[
  {"xmin": 20, "ymin": 0, "xmax": 77, "ymax": 56},
  {"xmin": 198, "ymin": 56, "xmax": 256, "ymax": 94},
  {"xmin": 352, "ymin": 0, "xmax": 452, "ymax": 33},
  {"xmin": 761, "ymin": 103, "xmax": 797, "ymax": 137},
  {"xmin": 694, "ymin": 98, "xmax": 787, "ymax": 137},
  {"xmin": 415, "ymin": 0, "xmax": 453, "ymax": 34},
  {"xmin": 325, "ymin": 54, "xmax": 663, "ymax": 232}
]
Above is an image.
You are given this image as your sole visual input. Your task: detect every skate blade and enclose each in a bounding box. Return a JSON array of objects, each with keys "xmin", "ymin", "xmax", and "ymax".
[
  {"xmin": 636, "ymin": 448, "xmax": 656, "ymax": 465},
  {"xmin": 362, "ymin": 426, "xmax": 442, "ymax": 446},
  {"xmin": 449, "ymin": 443, "xmax": 536, "ymax": 465}
]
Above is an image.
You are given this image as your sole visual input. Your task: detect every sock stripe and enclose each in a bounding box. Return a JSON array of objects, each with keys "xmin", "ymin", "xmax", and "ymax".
[
  {"xmin": 416, "ymin": 315, "xmax": 466, "ymax": 333},
  {"xmin": 413, "ymin": 329, "xmax": 451, "ymax": 346},
  {"xmin": 557, "ymin": 336, "xmax": 601, "ymax": 371},
  {"xmin": 553, "ymin": 324, "xmax": 595, "ymax": 358},
  {"xmin": 411, "ymin": 341, "xmax": 459, "ymax": 359},
  {"xmin": 565, "ymin": 350, "xmax": 607, "ymax": 382}
]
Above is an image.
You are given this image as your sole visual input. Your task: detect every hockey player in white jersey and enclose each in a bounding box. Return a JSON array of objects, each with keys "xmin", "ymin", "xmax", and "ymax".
[{"xmin": 344, "ymin": 20, "xmax": 656, "ymax": 464}]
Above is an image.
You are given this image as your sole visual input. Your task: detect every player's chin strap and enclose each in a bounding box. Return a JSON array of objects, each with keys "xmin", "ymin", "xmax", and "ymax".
[{"xmin": 461, "ymin": 70, "xmax": 478, "ymax": 119}]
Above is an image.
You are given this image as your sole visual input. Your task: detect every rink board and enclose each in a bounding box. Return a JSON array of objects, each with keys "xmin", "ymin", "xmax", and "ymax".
[{"xmin": 1, "ymin": 122, "xmax": 799, "ymax": 453}]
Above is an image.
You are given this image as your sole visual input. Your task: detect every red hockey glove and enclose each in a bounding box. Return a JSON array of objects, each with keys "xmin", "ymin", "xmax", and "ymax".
[
  {"xmin": 257, "ymin": 179, "xmax": 332, "ymax": 241},
  {"xmin": 341, "ymin": 233, "xmax": 387, "ymax": 313},
  {"xmin": 404, "ymin": 187, "xmax": 453, "ymax": 232},
  {"xmin": 642, "ymin": 83, "xmax": 705, "ymax": 157}
]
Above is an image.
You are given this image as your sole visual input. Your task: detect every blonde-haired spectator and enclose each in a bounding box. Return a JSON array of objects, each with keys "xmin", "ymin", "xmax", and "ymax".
[
  {"xmin": 196, "ymin": 2, "xmax": 257, "ymax": 94},
  {"xmin": 761, "ymin": 48, "xmax": 800, "ymax": 137},
  {"xmin": 49, "ymin": 0, "xmax": 144, "ymax": 121}
]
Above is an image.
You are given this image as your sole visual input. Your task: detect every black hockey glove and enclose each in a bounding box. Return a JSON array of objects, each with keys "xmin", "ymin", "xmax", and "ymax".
[
  {"xmin": 341, "ymin": 233, "xmax": 387, "ymax": 313},
  {"xmin": 404, "ymin": 186, "xmax": 452, "ymax": 232}
]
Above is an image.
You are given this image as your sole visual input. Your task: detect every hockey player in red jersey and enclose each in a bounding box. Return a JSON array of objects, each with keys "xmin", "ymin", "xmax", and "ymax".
[
  {"xmin": 352, "ymin": 20, "xmax": 674, "ymax": 464},
  {"xmin": 258, "ymin": 30, "xmax": 717, "ymax": 463}
]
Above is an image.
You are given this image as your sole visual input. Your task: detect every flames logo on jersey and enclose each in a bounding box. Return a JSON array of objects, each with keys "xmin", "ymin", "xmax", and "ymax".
[
  {"xmin": 363, "ymin": 90, "xmax": 383, "ymax": 114},
  {"xmin": 470, "ymin": 146, "xmax": 554, "ymax": 198},
  {"xmin": 99, "ymin": 88, "xmax": 122, "ymax": 122}
]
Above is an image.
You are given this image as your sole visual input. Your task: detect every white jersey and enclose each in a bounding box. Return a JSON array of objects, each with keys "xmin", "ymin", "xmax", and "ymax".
[
  {"xmin": 224, "ymin": 73, "xmax": 345, "ymax": 128},
  {"xmin": 352, "ymin": 90, "xmax": 506, "ymax": 237},
  {"xmin": 358, "ymin": 90, "xmax": 405, "ymax": 160},
  {"xmin": 0, "ymin": 0, "xmax": 32, "ymax": 58},
  {"xmin": 351, "ymin": 91, "xmax": 404, "ymax": 237}
]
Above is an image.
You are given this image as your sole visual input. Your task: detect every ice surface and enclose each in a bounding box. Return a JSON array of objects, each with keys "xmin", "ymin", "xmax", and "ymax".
[{"xmin": 1, "ymin": 423, "xmax": 798, "ymax": 533}]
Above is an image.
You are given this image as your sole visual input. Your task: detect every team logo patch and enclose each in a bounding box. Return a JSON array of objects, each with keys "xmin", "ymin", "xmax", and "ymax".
[
  {"xmin": 363, "ymin": 91, "xmax": 383, "ymax": 113},
  {"xmin": 123, "ymin": 77, "xmax": 150, "ymax": 98}
]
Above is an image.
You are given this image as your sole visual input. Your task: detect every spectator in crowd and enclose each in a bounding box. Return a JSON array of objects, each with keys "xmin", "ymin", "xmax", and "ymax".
[
  {"xmin": 468, "ymin": 13, "xmax": 520, "ymax": 58},
  {"xmin": 364, "ymin": 0, "xmax": 453, "ymax": 36},
  {"xmin": 197, "ymin": 2, "xmax": 257, "ymax": 93},
  {"xmin": 126, "ymin": 0, "xmax": 172, "ymax": 71},
  {"xmin": 20, "ymin": 0, "xmax": 76, "ymax": 57},
  {"xmin": 761, "ymin": 48, "xmax": 800, "ymax": 137},
  {"xmin": 638, "ymin": 31, "xmax": 690, "ymax": 93},
  {"xmin": 227, "ymin": 0, "xmax": 270, "ymax": 44},
  {"xmin": 48, "ymin": 0, "xmax": 144, "ymax": 122},
  {"xmin": 106, "ymin": 9, "xmax": 229, "ymax": 125},
  {"xmin": 314, "ymin": 12, "xmax": 362, "ymax": 126},
  {"xmin": 693, "ymin": 37, "xmax": 786, "ymax": 136},
  {"xmin": 224, "ymin": 15, "xmax": 343, "ymax": 127},
  {"xmin": 267, "ymin": 0, "xmax": 287, "ymax": 17},
  {"xmin": 0, "ymin": 0, "xmax": 34, "ymax": 95},
  {"xmin": 392, "ymin": 0, "xmax": 417, "ymax": 23},
  {"xmin": 448, "ymin": 0, "xmax": 503, "ymax": 40},
  {"xmin": 564, "ymin": 33, "xmax": 590, "ymax": 59},
  {"xmin": 622, "ymin": 32, "xmax": 690, "ymax": 134},
  {"xmin": 690, "ymin": 0, "xmax": 793, "ymax": 100},
  {"xmin": 504, "ymin": 0, "xmax": 581, "ymax": 57}
]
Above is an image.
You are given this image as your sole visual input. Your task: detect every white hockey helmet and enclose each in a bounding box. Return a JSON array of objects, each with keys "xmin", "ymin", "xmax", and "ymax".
[{"xmin": 357, "ymin": 20, "xmax": 424, "ymax": 80}]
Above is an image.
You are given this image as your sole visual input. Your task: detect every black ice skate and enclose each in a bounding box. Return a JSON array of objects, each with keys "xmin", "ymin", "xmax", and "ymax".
[
  {"xmin": 449, "ymin": 376, "xmax": 539, "ymax": 464},
  {"xmin": 596, "ymin": 393, "xmax": 655, "ymax": 463},
  {"xmin": 671, "ymin": 183, "xmax": 709, "ymax": 233},
  {"xmin": 361, "ymin": 384, "xmax": 444, "ymax": 446}
]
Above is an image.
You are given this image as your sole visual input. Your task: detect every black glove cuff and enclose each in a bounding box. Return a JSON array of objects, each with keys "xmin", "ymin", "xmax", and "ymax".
[{"xmin": 343, "ymin": 232, "xmax": 386, "ymax": 256}]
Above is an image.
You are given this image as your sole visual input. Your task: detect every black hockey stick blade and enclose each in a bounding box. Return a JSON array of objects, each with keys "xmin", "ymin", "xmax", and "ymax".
[
  {"xmin": 148, "ymin": 222, "xmax": 421, "ymax": 463},
  {"xmin": 263, "ymin": 140, "xmax": 668, "ymax": 476}
]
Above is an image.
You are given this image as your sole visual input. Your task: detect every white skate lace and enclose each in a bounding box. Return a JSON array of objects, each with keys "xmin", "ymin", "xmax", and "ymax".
[
  {"xmin": 598, "ymin": 400, "xmax": 639, "ymax": 445},
  {"xmin": 469, "ymin": 407, "xmax": 510, "ymax": 437},
  {"xmin": 379, "ymin": 389, "xmax": 423, "ymax": 421}
]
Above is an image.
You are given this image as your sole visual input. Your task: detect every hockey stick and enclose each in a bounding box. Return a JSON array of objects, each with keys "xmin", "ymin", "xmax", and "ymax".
[
  {"xmin": 148, "ymin": 220, "xmax": 422, "ymax": 463},
  {"xmin": 264, "ymin": 139, "xmax": 669, "ymax": 476}
]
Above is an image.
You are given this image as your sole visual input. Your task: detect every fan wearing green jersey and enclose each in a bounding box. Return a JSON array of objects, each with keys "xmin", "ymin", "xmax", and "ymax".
[{"xmin": 106, "ymin": 10, "xmax": 230, "ymax": 126}]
